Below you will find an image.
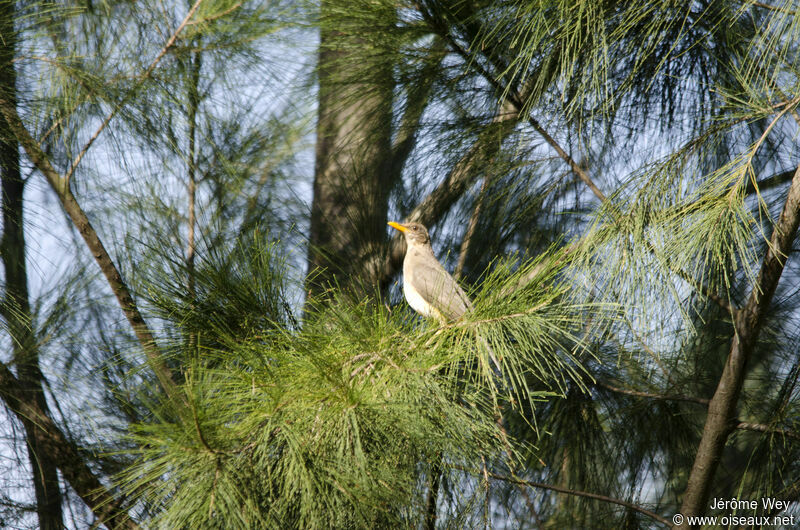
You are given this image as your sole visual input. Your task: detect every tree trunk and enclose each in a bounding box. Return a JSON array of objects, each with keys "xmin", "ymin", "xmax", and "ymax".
[
  {"xmin": 0, "ymin": 4, "xmax": 64, "ymax": 527},
  {"xmin": 306, "ymin": 1, "xmax": 394, "ymax": 299},
  {"xmin": 676, "ymin": 162, "xmax": 800, "ymax": 527}
]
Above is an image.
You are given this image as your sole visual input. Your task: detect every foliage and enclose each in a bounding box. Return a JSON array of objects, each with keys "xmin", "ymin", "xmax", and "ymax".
[
  {"xmin": 116, "ymin": 237, "xmax": 601, "ymax": 528},
  {"xmin": 1, "ymin": 0, "xmax": 799, "ymax": 528}
]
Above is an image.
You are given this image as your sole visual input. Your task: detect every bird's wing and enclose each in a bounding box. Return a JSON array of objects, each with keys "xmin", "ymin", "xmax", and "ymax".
[{"xmin": 409, "ymin": 257, "xmax": 472, "ymax": 322}]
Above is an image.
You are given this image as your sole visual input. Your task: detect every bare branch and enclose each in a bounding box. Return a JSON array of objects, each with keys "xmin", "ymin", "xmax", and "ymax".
[
  {"xmin": 449, "ymin": 464, "xmax": 670, "ymax": 526},
  {"xmin": 380, "ymin": 100, "xmax": 521, "ymax": 287},
  {"xmin": 596, "ymin": 381, "xmax": 710, "ymax": 407},
  {"xmin": 735, "ymin": 421, "xmax": 800, "ymax": 441}
]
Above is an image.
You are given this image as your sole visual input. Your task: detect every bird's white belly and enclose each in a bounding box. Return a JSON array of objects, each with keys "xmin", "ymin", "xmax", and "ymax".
[{"xmin": 403, "ymin": 281, "xmax": 435, "ymax": 318}]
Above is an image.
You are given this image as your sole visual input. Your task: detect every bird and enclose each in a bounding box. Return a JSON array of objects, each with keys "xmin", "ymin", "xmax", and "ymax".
[
  {"xmin": 389, "ymin": 221, "xmax": 502, "ymax": 371},
  {"xmin": 388, "ymin": 221, "xmax": 472, "ymax": 323}
]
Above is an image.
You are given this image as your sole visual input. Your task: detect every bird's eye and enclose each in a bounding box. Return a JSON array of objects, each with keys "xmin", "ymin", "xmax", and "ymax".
[{"xmin": 412, "ymin": 226, "xmax": 418, "ymax": 231}]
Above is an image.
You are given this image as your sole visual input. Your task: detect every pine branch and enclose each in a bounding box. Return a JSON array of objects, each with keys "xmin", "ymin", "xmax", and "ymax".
[
  {"xmin": 740, "ymin": 169, "xmax": 796, "ymax": 196},
  {"xmin": 0, "ymin": 98, "xmax": 181, "ymax": 403},
  {"xmin": 418, "ymin": 4, "xmax": 732, "ymax": 314},
  {"xmin": 414, "ymin": 4, "xmax": 605, "ymax": 203},
  {"xmin": 527, "ymin": 99, "xmax": 732, "ymax": 314},
  {"xmin": 63, "ymin": 0, "xmax": 206, "ymax": 185}
]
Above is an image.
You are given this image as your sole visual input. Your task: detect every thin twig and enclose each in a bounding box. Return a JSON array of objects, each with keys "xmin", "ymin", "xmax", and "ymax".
[
  {"xmin": 595, "ymin": 381, "xmax": 709, "ymax": 406},
  {"xmin": 63, "ymin": 0, "xmax": 206, "ymax": 184},
  {"xmin": 449, "ymin": 464, "xmax": 670, "ymax": 526},
  {"xmin": 455, "ymin": 173, "xmax": 491, "ymax": 280},
  {"xmin": 736, "ymin": 421, "xmax": 800, "ymax": 441},
  {"xmin": 187, "ymin": 2, "xmax": 241, "ymax": 25},
  {"xmin": 622, "ymin": 319, "xmax": 677, "ymax": 386},
  {"xmin": 751, "ymin": 1, "xmax": 796, "ymax": 15},
  {"xmin": 419, "ymin": 15, "xmax": 607, "ymax": 205},
  {"xmin": 493, "ymin": 410, "xmax": 541, "ymax": 520},
  {"xmin": 750, "ymin": 96, "xmax": 800, "ymax": 157}
]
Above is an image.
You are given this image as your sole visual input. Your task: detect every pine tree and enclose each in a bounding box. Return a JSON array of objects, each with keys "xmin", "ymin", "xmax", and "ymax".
[{"xmin": 1, "ymin": 0, "xmax": 799, "ymax": 528}]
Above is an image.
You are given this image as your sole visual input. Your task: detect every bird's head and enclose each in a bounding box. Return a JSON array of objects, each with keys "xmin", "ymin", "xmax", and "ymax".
[{"xmin": 388, "ymin": 221, "xmax": 430, "ymax": 246}]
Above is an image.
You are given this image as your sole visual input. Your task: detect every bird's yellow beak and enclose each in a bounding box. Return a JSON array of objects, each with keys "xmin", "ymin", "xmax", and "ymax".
[{"xmin": 387, "ymin": 221, "xmax": 407, "ymax": 233}]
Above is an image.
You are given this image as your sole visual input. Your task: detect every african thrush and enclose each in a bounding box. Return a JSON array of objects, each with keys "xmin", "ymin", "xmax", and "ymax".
[{"xmin": 388, "ymin": 221, "xmax": 472, "ymax": 323}]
